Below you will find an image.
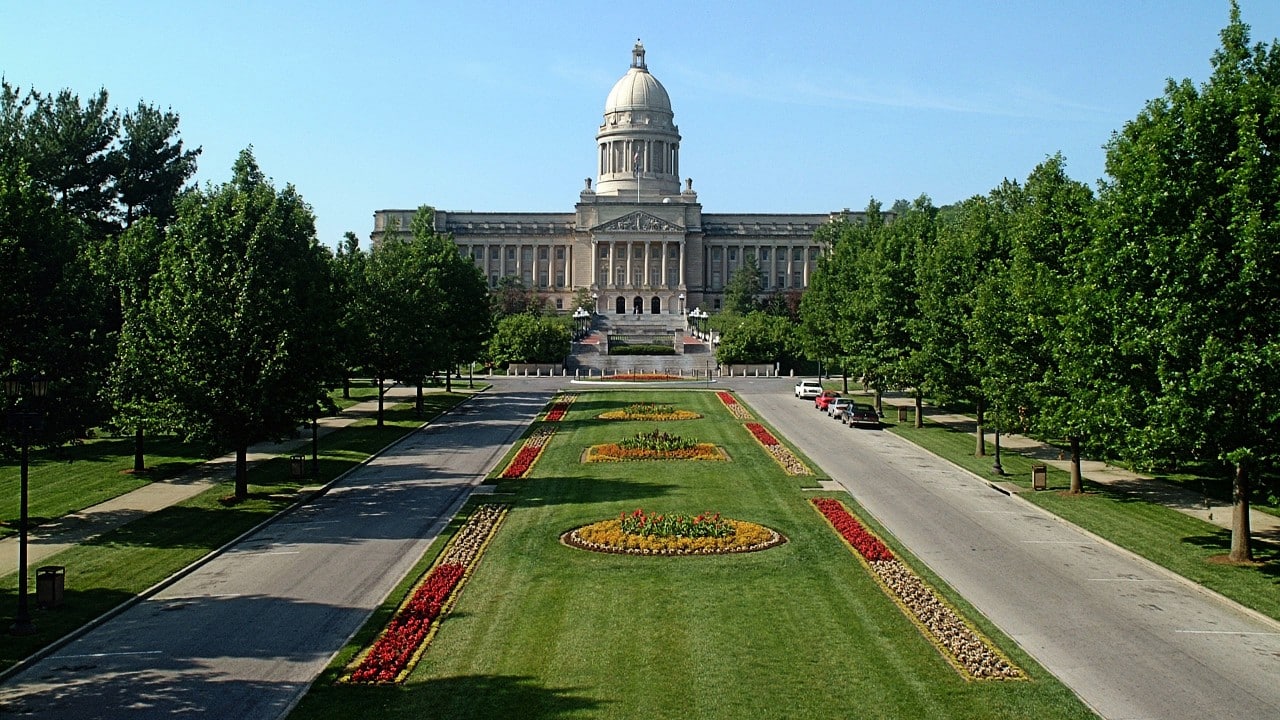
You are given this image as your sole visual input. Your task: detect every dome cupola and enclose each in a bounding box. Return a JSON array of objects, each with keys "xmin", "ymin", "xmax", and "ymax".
[{"xmin": 595, "ymin": 40, "xmax": 681, "ymax": 198}]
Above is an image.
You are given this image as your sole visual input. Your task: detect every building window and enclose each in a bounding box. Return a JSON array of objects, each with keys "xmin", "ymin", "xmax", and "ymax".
[
  {"xmin": 713, "ymin": 298, "xmax": 722, "ymax": 310},
  {"xmin": 760, "ymin": 248, "xmax": 770, "ymax": 262},
  {"xmin": 506, "ymin": 247, "xmax": 516, "ymax": 261},
  {"xmin": 555, "ymin": 298, "xmax": 563, "ymax": 309},
  {"xmin": 668, "ymin": 245, "xmax": 678, "ymax": 258},
  {"xmin": 490, "ymin": 246, "xmax": 499, "ymax": 260},
  {"xmin": 729, "ymin": 248, "xmax": 737, "ymax": 262},
  {"xmin": 633, "ymin": 246, "xmax": 643, "ymax": 258},
  {"xmin": 711, "ymin": 271, "xmax": 722, "ymax": 289},
  {"xmin": 538, "ymin": 247, "xmax": 549, "ymax": 261},
  {"xmin": 522, "ymin": 270, "xmax": 533, "ymax": 285},
  {"xmin": 490, "ymin": 273, "xmax": 498, "ymax": 287},
  {"xmin": 762, "ymin": 275, "xmax": 771, "ymax": 289},
  {"xmin": 808, "ymin": 247, "xmax": 819, "ymax": 261},
  {"xmin": 556, "ymin": 247, "xmax": 565, "ymax": 261},
  {"xmin": 792, "ymin": 247, "xmax": 803, "ymax": 261},
  {"xmin": 539, "ymin": 272, "xmax": 549, "ymax": 287},
  {"xmin": 792, "ymin": 271, "xmax": 803, "ymax": 287},
  {"xmin": 599, "ymin": 245, "xmax": 609, "ymax": 258},
  {"xmin": 556, "ymin": 273, "xmax": 565, "ymax": 287}
]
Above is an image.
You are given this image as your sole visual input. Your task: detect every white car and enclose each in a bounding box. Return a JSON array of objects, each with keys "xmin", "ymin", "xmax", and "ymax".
[
  {"xmin": 827, "ymin": 397, "xmax": 853, "ymax": 418},
  {"xmin": 794, "ymin": 380, "xmax": 823, "ymax": 399}
]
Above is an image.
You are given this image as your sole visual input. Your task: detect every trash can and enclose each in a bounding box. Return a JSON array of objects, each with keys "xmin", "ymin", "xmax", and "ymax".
[
  {"xmin": 896, "ymin": 406, "xmax": 909, "ymax": 422},
  {"xmin": 290, "ymin": 454, "xmax": 306, "ymax": 479},
  {"xmin": 37, "ymin": 565, "xmax": 64, "ymax": 608},
  {"xmin": 1032, "ymin": 465, "xmax": 1048, "ymax": 491}
]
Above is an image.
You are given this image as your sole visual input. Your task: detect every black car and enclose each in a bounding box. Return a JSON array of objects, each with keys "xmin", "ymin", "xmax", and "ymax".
[{"xmin": 841, "ymin": 402, "xmax": 880, "ymax": 428}]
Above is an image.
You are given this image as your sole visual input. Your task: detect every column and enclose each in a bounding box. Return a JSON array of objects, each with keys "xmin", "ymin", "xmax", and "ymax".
[
  {"xmin": 564, "ymin": 244, "xmax": 571, "ymax": 288},
  {"xmin": 786, "ymin": 245, "xmax": 794, "ymax": 289},
  {"xmin": 515, "ymin": 244, "xmax": 523, "ymax": 282},
  {"xmin": 608, "ymin": 242, "xmax": 616, "ymax": 288},
  {"xmin": 803, "ymin": 245, "xmax": 811, "ymax": 287},
  {"xmin": 626, "ymin": 241, "xmax": 633, "ymax": 289},
  {"xmin": 590, "ymin": 240, "xmax": 597, "ymax": 289},
  {"xmin": 644, "ymin": 241, "xmax": 651, "ymax": 289},
  {"xmin": 678, "ymin": 241, "xmax": 685, "ymax": 288},
  {"xmin": 661, "ymin": 241, "xmax": 668, "ymax": 288}
]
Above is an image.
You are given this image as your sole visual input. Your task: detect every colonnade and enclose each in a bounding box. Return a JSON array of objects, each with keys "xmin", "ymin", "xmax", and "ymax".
[
  {"xmin": 706, "ymin": 243, "xmax": 816, "ymax": 290},
  {"xmin": 469, "ymin": 242, "xmax": 573, "ymax": 289},
  {"xmin": 590, "ymin": 239, "xmax": 685, "ymax": 291}
]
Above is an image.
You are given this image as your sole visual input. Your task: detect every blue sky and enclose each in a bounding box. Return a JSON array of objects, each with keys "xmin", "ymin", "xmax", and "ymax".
[{"xmin": 4, "ymin": 1, "xmax": 1278, "ymax": 247}]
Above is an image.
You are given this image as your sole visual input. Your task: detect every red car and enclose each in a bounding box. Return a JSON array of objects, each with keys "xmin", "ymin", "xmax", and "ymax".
[{"xmin": 814, "ymin": 390, "xmax": 841, "ymax": 411}]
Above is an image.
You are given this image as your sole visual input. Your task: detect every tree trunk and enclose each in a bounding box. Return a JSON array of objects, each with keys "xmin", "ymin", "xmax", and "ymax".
[
  {"xmin": 235, "ymin": 445, "xmax": 249, "ymax": 499},
  {"xmin": 873, "ymin": 390, "xmax": 882, "ymax": 416},
  {"xmin": 133, "ymin": 426, "xmax": 146, "ymax": 474},
  {"xmin": 914, "ymin": 390, "xmax": 924, "ymax": 429},
  {"xmin": 376, "ymin": 377, "xmax": 385, "ymax": 428},
  {"xmin": 1069, "ymin": 436, "xmax": 1083, "ymax": 494},
  {"xmin": 446, "ymin": 368, "xmax": 453, "ymax": 393},
  {"xmin": 841, "ymin": 373, "xmax": 848, "ymax": 394},
  {"xmin": 975, "ymin": 399, "xmax": 986, "ymax": 457},
  {"xmin": 415, "ymin": 382, "xmax": 423, "ymax": 416},
  {"xmin": 342, "ymin": 376, "xmax": 350, "ymax": 400},
  {"xmin": 1229, "ymin": 460, "xmax": 1254, "ymax": 563}
]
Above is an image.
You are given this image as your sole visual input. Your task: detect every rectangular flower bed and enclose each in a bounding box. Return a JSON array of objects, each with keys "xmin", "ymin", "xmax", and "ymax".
[
  {"xmin": 345, "ymin": 503, "xmax": 510, "ymax": 684},
  {"xmin": 716, "ymin": 391, "xmax": 754, "ymax": 420},
  {"xmin": 743, "ymin": 422, "xmax": 812, "ymax": 476},
  {"xmin": 811, "ymin": 497, "xmax": 1024, "ymax": 681}
]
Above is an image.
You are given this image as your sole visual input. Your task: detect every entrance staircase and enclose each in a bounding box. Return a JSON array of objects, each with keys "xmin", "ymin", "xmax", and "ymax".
[{"xmin": 568, "ymin": 314, "xmax": 715, "ymax": 375}]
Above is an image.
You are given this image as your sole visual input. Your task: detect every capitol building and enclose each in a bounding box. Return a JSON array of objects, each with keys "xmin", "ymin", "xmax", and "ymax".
[{"xmin": 373, "ymin": 41, "xmax": 860, "ymax": 316}]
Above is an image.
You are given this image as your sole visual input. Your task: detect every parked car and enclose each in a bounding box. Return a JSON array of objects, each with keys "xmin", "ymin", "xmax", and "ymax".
[
  {"xmin": 814, "ymin": 390, "xmax": 841, "ymax": 411},
  {"xmin": 827, "ymin": 397, "xmax": 853, "ymax": 418},
  {"xmin": 794, "ymin": 380, "xmax": 823, "ymax": 399},
  {"xmin": 841, "ymin": 402, "xmax": 880, "ymax": 428}
]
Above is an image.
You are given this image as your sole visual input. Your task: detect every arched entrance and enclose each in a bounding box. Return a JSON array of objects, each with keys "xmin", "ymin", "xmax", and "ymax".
[
  {"xmin": 650, "ymin": 296, "xmax": 661, "ymax": 314},
  {"xmin": 633, "ymin": 296, "xmax": 643, "ymax": 314},
  {"xmin": 615, "ymin": 296, "xmax": 626, "ymax": 314}
]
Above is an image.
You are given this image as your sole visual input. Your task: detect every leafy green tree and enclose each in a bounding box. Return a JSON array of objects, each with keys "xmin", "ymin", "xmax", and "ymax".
[
  {"xmin": 723, "ymin": 254, "xmax": 763, "ymax": 316},
  {"xmin": 1091, "ymin": 2, "xmax": 1280, "ymax": 560},
  {"xmin": 331, "ymin": 231, "xmax": 369, "ymax": 399},
  {"xmin": 147, "ymin": 149, "xmax": 337, "ymax": 498},
  {"xmin": 715, "ymin": 311, "xmax": 798, "ymax": 367},
  {"xmin": 22, "ymin": 87, "xmax": 120, "ymax": 235},
  {"xmin": 488, "ymin": 314, "xmax": 570, "ymax": 366},
  {"xmin": 492, "ymin": 276, "xmax": 545, "ymax": 318}
]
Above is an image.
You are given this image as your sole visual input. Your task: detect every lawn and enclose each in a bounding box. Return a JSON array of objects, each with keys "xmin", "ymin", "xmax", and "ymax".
[
  {"xmin": 0, "ymin": 394, "xmax": 473, "ymax": 673},
  {"xmin": 292, "ymin": 390, "xmax": 1095, "ymax": 720}
]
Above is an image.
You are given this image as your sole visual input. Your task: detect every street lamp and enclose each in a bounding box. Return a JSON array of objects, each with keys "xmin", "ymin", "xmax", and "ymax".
[
  {"xmin": 591, "ymin": 292, "xmax": 598, "ymax": 314},
  {"xmin": 572, "ymin": 307, "xmax": 590, "ymax": 339},
  {"xmin": 991, "ymin": 402, "xmax": 1005, "ymax": 476},
  {"xmin": 678, "ymin": 293, "xmax": 685, "ymax": 316},
  {"xmin": 5, "ymin": 375, "xmax": 48, "ymax": 636}
]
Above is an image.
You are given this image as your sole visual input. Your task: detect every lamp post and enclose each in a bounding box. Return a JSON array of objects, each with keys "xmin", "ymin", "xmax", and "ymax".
[
  {"xmin": 591, "ymin": 292, "xmax": 598, "ymax": 314},
  {"xmin": 992, "ymin": 402, "xmax": 1005, "ymax": 476},
  {"xmin": 678, "ymin": 293, "xmax": 685, "ymax": 316},
  {"xmin": 5, "ymin": 375, "xmax": 48, "ymax": 636}
]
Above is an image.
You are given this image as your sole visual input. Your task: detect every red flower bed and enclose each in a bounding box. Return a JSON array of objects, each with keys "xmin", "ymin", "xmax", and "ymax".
[
  {"xmin": 349, "ymin": 563, "xmax": 465, "ymax": 683},
  {"xmin": 744, "ymin": 422, "xmax": 779, "ymax": 446},
  {"xmin": 546, "ymin": 402, "xmax": 570, "ymax": 422},
  {"xmin": 812, "ymin": 498, "xmax": 893, "ymax": 561}
]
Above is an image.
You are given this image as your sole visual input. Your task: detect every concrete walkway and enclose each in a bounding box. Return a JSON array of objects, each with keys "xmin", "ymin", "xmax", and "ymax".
[
  {"xmin": 0, "ymin": 384, "xmax": 436, "ymax": 575},
  {"xmin": 876, "ymin": 394, "xmax": 1280, "ymax": 546}
]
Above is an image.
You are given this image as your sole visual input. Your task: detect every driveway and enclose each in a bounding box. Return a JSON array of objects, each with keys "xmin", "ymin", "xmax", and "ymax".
[
  {"xmin": 729, "ymin": 377, "xmax": 1280, "ymax": 720},
  {"xmin": 0, "ymin": 386, "xmax": 556, "ymax": 719}
]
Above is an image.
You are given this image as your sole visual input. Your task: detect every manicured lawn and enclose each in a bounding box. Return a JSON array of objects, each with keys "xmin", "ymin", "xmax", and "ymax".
[
  {"xmin": 890, "ymin": 418, "xmax": 1280, "ymax": 622},
  {"xmin": 293, "ymin": 390, "xmax": 1094, "ymax": 720},
  {"xmin": 0, "ymin": 394, "xmax": 473, "ymax": 672},
  {"xmin": 0, "ymin": 435, "xmax": 212, "ymax": 539}
]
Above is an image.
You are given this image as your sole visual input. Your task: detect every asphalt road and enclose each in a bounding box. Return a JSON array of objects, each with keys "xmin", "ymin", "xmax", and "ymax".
[
  {"xmin": 0, "ymin": 386, "xmax": 556, "ymax": 719},
  {"xmin": 729, "ymin": 376, "xmax": 1280, "ymax": 720}
]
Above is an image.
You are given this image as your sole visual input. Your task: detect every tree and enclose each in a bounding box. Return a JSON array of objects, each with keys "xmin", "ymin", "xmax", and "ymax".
[
  {"xmin": 723, "ymin": 254, "xmax": 763, "ymax": 315},
  {"xmin": 331, "ymin": 231, "xmax": 369, "ymax": 399},
  {"xmin": 492, "ymin": 276, "xmax": 545, "ymax": 318},
  {"xmin": 147, "ymin": 149, "xmax": 337, "ymax": 498},
  {"xmin": 487, "ymin": 314, "xmax": 570, "ymax": 367},
  {"xmin": 715, "ymin": 311, "xmax": 798, "ymax": 367},
  {"xmin": 1092, "ymin": 2, "xmax": 1280, "ymax": 560},
  {"xmin": 22, "ymin": 87, "xmax": 120, "ymax": 235},
  {"xmin": 115, "ymin": 101, "xmax": 200, "ymax": 228}
]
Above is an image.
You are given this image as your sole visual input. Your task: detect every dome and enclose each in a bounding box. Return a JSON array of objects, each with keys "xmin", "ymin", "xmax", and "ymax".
[{"xmin": 604, "ymin": 41, "xmax": 672, "ymax": 114}]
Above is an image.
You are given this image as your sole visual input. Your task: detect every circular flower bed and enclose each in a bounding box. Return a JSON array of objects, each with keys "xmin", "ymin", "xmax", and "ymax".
[{"xmin": 563, "ymin": 512, "xmax": 785, "ymax": 555}]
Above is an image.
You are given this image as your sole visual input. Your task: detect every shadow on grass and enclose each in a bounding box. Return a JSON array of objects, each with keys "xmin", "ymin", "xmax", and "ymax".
[
  {"xmin": 301, "ymin": 674, "xmax": 607, "ymax": 720},
  {"xmin": 502, "ymin": 475, "xmax": 679, "ymax": 508},
  {"xmin": 0, "ymin": 587, "xmax": 135, "ymax": 672},
  {"xmin": 1180, "ymin": 533, "xmax": 1280, "ymax": 577}
]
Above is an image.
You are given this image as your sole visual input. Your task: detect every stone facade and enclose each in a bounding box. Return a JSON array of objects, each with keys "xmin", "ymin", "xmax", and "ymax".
[{"xmin": 372, "ymin": 41, "xmax": 865, "ymax": 315}]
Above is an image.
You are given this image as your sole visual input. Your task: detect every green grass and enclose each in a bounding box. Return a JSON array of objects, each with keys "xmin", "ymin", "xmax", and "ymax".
[
  {"xmin": 889, "ymin": 419, "xmax": 1280, "ymax": 621},
  {"xmin": 0, "ymin": 435, "xmax": 212, "ymax": 539},
  {"xmin": 0, "ymin": 393, "xmax": 474, "ymax": 673},
  {"xmin": 292, "ymin": 389, "xmax": 1094, "ymax": 720},
  {"xmin": 329, "ymin": 378, "xmax": 382, "ymax": 411}
]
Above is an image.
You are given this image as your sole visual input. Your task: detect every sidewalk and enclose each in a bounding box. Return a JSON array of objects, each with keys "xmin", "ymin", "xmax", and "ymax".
[
  {"xmin": 874, "ymin": 395, "xmax": 1280, "ymax": 546},
  {"xmin": 0, "ymin": 384, "xmax": 434, "ymax": 574}
]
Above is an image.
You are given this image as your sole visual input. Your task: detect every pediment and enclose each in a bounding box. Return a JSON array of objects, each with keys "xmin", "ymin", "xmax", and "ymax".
[{"xmin": 594, "ymin": 211, "xmax": 685, "ymax": 233}]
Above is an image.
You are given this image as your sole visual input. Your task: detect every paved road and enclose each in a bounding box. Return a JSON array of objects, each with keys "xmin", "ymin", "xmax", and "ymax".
[
  {"xmin": 0, "ymin": 386, "xmax": 555, "ymax": 719},
  {"xmin": 729, "ymin": 377, "xmax": 1280, "ymax": 720}
]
